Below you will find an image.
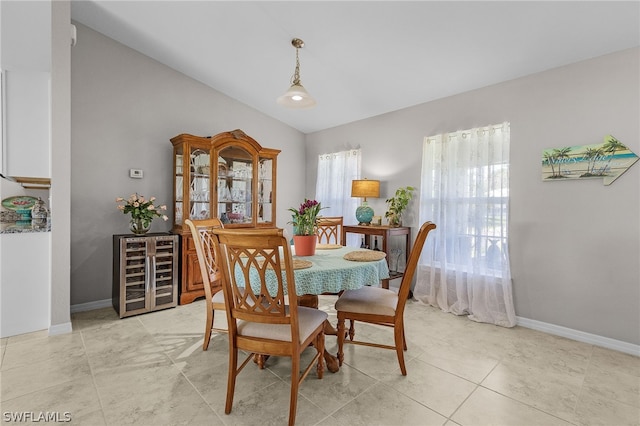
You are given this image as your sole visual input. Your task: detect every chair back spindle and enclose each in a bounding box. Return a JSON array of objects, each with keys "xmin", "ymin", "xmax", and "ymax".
[{"xmin": 315, "ymin": 216, "xmax": 343, "ymax": 245}]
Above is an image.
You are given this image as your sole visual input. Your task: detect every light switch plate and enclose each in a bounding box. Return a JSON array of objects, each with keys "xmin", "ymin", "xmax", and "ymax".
[{"xmin": 130, "ymin": 169, "xmax": 143, "ymax": 179}]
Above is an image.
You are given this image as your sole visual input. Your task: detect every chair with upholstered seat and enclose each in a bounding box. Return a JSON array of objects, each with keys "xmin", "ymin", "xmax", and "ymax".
[
  {"xmin": 316, "ymin": 216, "xmax": 343, "ymax": 245},
  {"xmin": 210, "ymin": 227, "xmax": 327, "ymax": 426},
  {"xmin": 335, "ymin": 221, "xmax": 436, "ymax": 375},
  {"xmin": 185, "ymin": 218, "xmax": 226, "ymax": 351}
]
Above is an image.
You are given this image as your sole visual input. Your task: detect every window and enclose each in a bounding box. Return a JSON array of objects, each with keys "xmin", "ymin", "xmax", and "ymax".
[
  {"xmin": 315, "ymin": 149, "xmax": 361, "ymax": 246},
  {"xmin": 414, "ymin": 122, "xmax": 516, "ymax": 327}
]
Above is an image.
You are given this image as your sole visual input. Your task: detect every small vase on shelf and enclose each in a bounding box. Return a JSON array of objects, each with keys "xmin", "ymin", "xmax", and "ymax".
[{"xmin": 129, "ymin": 218, "xmax": 151, "ymax": 235}]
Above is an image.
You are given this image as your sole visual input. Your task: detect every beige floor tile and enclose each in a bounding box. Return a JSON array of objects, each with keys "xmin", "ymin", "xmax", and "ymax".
[
  {"xmin": 574, "ymin": 390, "xmax": 640, "ymax": 426},
  {"xmin": 481, "ymin": 360, "xmax": 582, "ymax": 422},
  {"xmin": 332, "ymin": 381, "xmax": 447, "ymax": 425},
  {"xmin": 379, "ymin": 357, "xmax": 477, "ymax": 417},
  {"xmin": 81, "ymin": 318, "xmax": 171, "ymax": 373},
  {"xmin": 4, "ymin": 297, "xmax": 638, "ymax": 426},
  {"xmin": 503, "ymin": 329, "xmax": 593, "ymax": 377},
  {"xmin": 0, "ymin": 376, "xmax": 101, "ymax": 422},
  {"xmin": 297, "ymin": 362, "xmax": 378, "ymax": 414},
  {"xmin": 1, "ymin": 332, "xmax": 85, "ymax": 371},
  {"xmin": 407, "ymin": 304, "xmax": 519, "ymax": 362},
  {"xmin": 0, "ymin": 350, "xmax": 92, "ymax": 402},
  {"xmin": 178, "ymin": 338, "xmax": 282, "ymax": 409},
  {"xmin": 219, "ymin": 379, "xmax": 330, "ymax": 426},
  {"xmin": 582, "ymin": 363, "xmax": 640, "ymax": 408},
  {"xmin": 336, "ymin": 323, "xmax": 424, "ymax": 378},
  {"xmin": 71, "ymin": 307, "xmax": 120, "ymax": 332},
  {"xmin": 590, "ymin": 345, "xmax": 640, "ymax": 378},
  {"xmin": 4, "ymin": 329, "xmax": 49, "ymax": 345},
  {"xmin": 441, "ymin": 323, "xmax": 521, "ymax": 361},
  {"xmin": 413, "ymin": 335, "xmax": 500, "ymax": 383},
  {"xmin": 452, "ymin": 386, "xmax": 573, "ymax": 426},
  {"xmin": 138, "ymin": 302, "xmax": 203, "ymax": 335},
  {"xmin": 92, "ymin": 361, "xmax": 222, "ymax": 425},
  {"xmin": 70, "ymin": 409, "xmax": 107, "ymax": 425}
]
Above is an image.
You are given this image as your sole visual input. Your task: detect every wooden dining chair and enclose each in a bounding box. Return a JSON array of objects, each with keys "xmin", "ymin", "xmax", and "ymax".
[
  {"xmin": 185, "ymin": 218, "xmax": 227, "ymax": 351},
  {"xmin": 316, "ymin": 216, "xmax": 343, "ymax": 245},
  {"xmin": 335, "ymin": 221, "xmax": 436, "ymax": 376},
  {"xmin": 210, "ymin": 227, "xmax": 327, "ymax": 426}
]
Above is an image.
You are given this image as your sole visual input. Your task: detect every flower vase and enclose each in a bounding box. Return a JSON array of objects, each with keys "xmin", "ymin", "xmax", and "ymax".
[
  {"xmin": 293, "ymin": 235, "xmax": 317, "ymax": 256},
  {"xmin": 130, "ymin": 218, "xmax": 151, "ymax": 235}
]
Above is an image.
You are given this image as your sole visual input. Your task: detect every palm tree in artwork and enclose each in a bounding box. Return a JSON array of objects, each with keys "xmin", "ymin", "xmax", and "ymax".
[
  {"xmin": 581, "ymin": 147, "xmax": 604, "ymax": 177},
  {"xmin": 601, "ymin": 136, "xmax": 627, "ymax": 175},
  {"xmin": 543, "ymin": 151, "xmax": 557, "ymax": 178},
  {"xmin": 552, "ymin": 147, "xmax": 572, "ymax": 178}
]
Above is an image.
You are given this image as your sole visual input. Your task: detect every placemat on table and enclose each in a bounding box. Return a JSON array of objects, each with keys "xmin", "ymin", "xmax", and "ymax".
[
  {"xmin": 257, "ymin": 259, "xmax": 313, "ymax": 270},
  {"xmin": 316, "ymin": 243, "xmax": 342, "ymax": 250},
  {"xmin": 343, "ymin": 250, "xmax": 387, "ymax": 262}
]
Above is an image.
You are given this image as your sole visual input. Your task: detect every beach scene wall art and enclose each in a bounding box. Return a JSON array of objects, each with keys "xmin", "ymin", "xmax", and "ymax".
[{"xmin": 542, "ymin": 135, "xmax": 638, "ymax": 185}]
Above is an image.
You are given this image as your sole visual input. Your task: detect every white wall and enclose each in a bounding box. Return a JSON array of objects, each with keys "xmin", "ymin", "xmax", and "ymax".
[
  {"xmin": 305, "ymin": 47, "xmax": 640, "ymax": 346},
  {"xmin": 70, "ymin": 24, "xmax": 305, "ymax": 305}
]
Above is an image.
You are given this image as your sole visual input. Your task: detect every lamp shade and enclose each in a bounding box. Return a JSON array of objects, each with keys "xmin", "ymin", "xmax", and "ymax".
[
  {"xmin": 277, "ymin": 84, "xmax": 317, "ymax": 109},
  {"xmin": 351, "ymin": 179, "xmax": 380, "ymax": 225},
  {"xmin": 351, "ymin": 179, "xmax": 380, "ymax": 199}
]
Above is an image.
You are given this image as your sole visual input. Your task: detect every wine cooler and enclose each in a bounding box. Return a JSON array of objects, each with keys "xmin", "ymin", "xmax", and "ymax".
[{"xmin": 112, "ymin": 233, "xmax": 179, "ymax": 318}]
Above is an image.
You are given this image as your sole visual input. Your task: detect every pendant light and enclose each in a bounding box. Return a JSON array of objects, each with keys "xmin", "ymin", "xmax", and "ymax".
[{"xmin": 277, "ymin": 38, "xmax": 317, "ymax": 109}]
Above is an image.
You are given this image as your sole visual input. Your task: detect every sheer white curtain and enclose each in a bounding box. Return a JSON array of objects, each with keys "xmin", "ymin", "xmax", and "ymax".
[
  {"xmin": 414, "ymin": 122, "xmax": 516, "ymax": 327},
  {"xmin": 316, "ymin": 149, "xmax": 361, "ymax": 246}
]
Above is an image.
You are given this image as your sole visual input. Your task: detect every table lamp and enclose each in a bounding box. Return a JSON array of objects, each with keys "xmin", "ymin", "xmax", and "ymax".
[{"xmin": 351, "ymin": 179, "xmax": 380, "ymax": 225}]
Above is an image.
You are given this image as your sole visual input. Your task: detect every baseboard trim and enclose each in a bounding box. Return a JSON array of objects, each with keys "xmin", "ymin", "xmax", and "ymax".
[
  {"xmin": 48, "ymin": 322, "xmax": 72, "ymax": 336},
  {"xmin": 70, "ymin": 298, "xmax": 112, "ymax": 314},
  {"xmin": 516, "ymin": 316, "xmax": 639, "ymax": 357}
]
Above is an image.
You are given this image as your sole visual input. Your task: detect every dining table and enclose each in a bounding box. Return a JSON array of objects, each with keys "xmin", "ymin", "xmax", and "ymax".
[{"xmin": 237, "ymin": 244, "xmax": 390, "ymax": 372}]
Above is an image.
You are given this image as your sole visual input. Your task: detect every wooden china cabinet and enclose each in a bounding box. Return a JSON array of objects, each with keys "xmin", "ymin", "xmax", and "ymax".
[{"xmin": 171, "ymin": 129, "xmax": 280, "ymax": 304}]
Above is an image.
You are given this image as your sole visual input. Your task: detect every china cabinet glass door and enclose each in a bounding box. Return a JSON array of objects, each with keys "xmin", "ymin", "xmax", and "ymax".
[
  {"xmin": 189, "ymin": 148, "xmax": 211, "ymax": 221},
  {"xmin": 174, "ymin": 145, "xmax": 184, "ymax": 227},
  {"xmin": 258, "ymin": 157, "xmax": 274, "ymax": 224},
  {"xmin": 217, "ymin": 146, "xmax": 253, "ymax": 225}
]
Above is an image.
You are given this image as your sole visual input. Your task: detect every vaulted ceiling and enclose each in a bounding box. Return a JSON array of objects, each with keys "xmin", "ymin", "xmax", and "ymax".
[{"xmin": 70, "ymin": 1, "xmax": 640, "ymax": 134}]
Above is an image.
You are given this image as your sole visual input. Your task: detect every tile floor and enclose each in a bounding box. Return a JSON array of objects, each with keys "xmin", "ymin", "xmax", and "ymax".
[{"xmin": 1, "ymin": 296, "xmax": 638, "ymax": 425}]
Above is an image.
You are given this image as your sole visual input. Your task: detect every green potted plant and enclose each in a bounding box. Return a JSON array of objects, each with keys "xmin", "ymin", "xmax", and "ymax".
[
  {"xmin": 385, "ymin": 186, "xmax": 416, "ymax": 227},
  {"xmin": 288, "ymin": 198, "xmax": 326, "ymax": 256}
]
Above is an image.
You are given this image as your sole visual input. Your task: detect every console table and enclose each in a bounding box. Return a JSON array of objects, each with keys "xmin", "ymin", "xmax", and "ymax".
[{"xmin": 342, "ymin": 224, "xmax": 411, "ymax": 289}]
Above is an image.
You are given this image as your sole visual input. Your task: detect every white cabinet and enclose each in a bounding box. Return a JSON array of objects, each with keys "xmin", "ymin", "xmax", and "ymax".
[
  {"xmin": 0, "ymin": 1, "xmax": 51, "ymax": 180},
  {"xmin": 0, "ymin": 1, "xmax": 51, "ymax": 70},
  {"xmin": 2, "ymin": 70, "xmax": 51, "ymax": 178},
  {"xmin": 0, "ymin": 232, "xmax": 51, "ymax": 338}
]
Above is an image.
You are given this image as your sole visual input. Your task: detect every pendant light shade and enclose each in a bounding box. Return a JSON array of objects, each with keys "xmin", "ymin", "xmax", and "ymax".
[{"xmin": 277, "ymin": 38, "xmax": 316, "ymax": 109}]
